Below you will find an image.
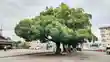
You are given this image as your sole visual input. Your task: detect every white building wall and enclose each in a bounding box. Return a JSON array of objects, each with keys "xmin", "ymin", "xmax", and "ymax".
[
  {"xmin": 100, "ymin": 27, "xmax": 110, "ymax": 46},
  {"xmin": 29, "ymin": 40, "xmax": 64, "ymax": 52}
]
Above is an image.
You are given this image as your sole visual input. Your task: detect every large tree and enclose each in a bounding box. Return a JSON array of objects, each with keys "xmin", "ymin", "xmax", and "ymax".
[
  {"xmin": 40, "ymin": 3, "xmax": 97, "ymax": 52},
  {"xmin": 15, "ymin": 3, "xmax": 98, "ymax": 54}
]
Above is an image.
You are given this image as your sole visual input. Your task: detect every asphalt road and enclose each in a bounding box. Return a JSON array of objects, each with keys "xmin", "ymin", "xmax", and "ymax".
[{"xmin": 0, "ymin": 51, "xmax": 110, "ymax": 62}]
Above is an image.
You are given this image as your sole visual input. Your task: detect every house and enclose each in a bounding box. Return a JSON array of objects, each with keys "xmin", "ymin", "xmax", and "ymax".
[
  {"xmin": 0, "ymin": 27, "xmax": 13, "ymax": 49},
  {"xmin": 0, "ymin": 35, "xmax": 13, "ymax": 49}
]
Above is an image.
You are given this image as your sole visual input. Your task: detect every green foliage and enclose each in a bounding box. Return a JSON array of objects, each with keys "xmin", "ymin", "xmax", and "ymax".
[
  {"xmin": 15, "ymin": 19, "xmax": 36, "ymax": 41},
  {"xmin": 15, "ymin": 2, "xmax": 97, "ymax": 45},
  {"xmin": 76, "ymin": 29, "xmax": 92, "ymax": 39}
]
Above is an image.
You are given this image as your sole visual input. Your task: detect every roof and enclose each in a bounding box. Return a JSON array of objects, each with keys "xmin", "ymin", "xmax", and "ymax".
[
  {"xmin": 0, "ymin": 35, "xmax": 7, "ymax": 40},
  {"xmin": 99, "ymin": 26, "xmax": 110, "ymax": 29},
  {"xmin": 0, "ymin": 41, "xmax": 13, "ymax": 44}
]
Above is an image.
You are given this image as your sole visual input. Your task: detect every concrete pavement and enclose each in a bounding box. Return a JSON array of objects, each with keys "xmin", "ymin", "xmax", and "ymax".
[
  {"xmin": 0, "ymin": 51, "xmax": 110, "ymax": 62},
  {"xmin": 0, "ymin": 49, "xmax": 54, "ymax": 58},
  {"xmin": 0, "ymin": 49, "xmax": 106, "ymax": 58}
]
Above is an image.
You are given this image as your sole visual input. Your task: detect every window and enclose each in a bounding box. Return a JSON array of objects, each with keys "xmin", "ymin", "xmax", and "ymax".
[
  {"xmin": 91, "ymin": 44, "xmax": 98, "ymax": 47},
  {"xmin": 100, "ymin": 30, "xmax": 105, "ymax": 33},
  {"xmin": 106, "ymin": 38, "xmax": 110, "ymax": 40},
  {"xmin": 105, "ymin": 28, "xmax": 108, "ymax": 30},
  {"xmin": 102, "ymin": 39, "xmax": 106, "ymax": 42},
  {"xmin": 106, "ymin": 47, "xmax": 110, "ymax": 49},
  {"xmin": 108, "ymin": 28, "xmax": 110, "ymax": 30},
  {"xmin": 101, "ymin": 34, "xmax": 105, "ymax": 37}
]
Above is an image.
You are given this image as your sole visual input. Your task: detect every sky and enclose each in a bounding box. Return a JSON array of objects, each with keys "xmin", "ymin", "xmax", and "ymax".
[{"xmin": 0, "ymin": 0, "xmax": 110, "ymax": 41}]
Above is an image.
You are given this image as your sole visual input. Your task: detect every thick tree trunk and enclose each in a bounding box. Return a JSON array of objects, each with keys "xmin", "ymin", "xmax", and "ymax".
[
  {"xmin": 63, "ymin": 44, "xmax": 66, "ymax": 52},
  {"xmin": 72, "ymin": 44, "xmax": 77, "ymax": 48},
  {"xmin": 55, "ymin": 42, "xmax": 61, "ymax": 54},
  {"xmin": 68, "ymin": 44, "xmax": 71, "ymax": 53},
  {"xmin": 72, "ymin": 44, "xmax": 77, "ymax": 52}
]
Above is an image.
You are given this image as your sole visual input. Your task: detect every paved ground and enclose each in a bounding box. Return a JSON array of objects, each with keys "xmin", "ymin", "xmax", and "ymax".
[
  {"xmin": 0, "ymin": 50, "xmax": 110, "ymax": 62},
  {"xmin": 0, "ymin": 49, "xmax": 53, "ymax": 58}
]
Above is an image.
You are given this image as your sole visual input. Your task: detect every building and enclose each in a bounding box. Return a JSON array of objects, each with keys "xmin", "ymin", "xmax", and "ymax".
[
  {"xmin": 0, "ymin": 27, "xmax": 13, "ymax": 49},
  {"xmin": 29, "ymin": 40, "xmax": 56, "ymax": 51},
  {"xmin": 29, "ymin": 40, "xmax": 63, "ymax": 52},
  {"xmin": 0, "ymin": 36, "xmax": 13, "ymax": 49},
  {"xmin": 99, "ymin": 26, "xmax": 110, "ymax": 46}
]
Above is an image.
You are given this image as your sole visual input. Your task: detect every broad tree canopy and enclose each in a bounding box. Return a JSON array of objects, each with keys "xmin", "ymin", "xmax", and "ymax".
[{"xmin": 15, "ymin": 3, "xmax": 98, "ymax": 45}]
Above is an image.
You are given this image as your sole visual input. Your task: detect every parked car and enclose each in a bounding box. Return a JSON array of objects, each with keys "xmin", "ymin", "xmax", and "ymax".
[
  {"xmin": 106, "ymin": 47, "xmax": 110, "ymax": 54},
  {"xmin": 105, "ymin": 44, "xmax": 110, "ymax": 55}
]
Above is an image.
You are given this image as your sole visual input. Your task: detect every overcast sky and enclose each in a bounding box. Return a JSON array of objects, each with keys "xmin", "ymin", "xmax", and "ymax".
[{"xmin": 0, "ymin": 0, "xmax": 110, "ymax": 41}]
